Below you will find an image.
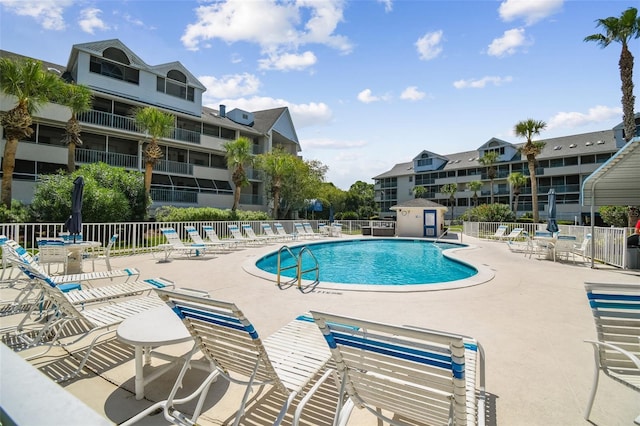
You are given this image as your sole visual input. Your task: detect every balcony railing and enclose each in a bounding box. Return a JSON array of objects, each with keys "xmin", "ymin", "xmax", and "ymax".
[
  {"xmin": 150, "ymin": 188, "xmax": 198, "ymax": 204},
  {"xmin": 79, "ymin": 110, "xmax": 201, "ymax": 144},
  {"xmin": 156, "ymin": 159, "xmax": 193, "ymax": 175},
  {"xmin": 76, "ymin": 149, "xmax": 138, "ymax": 169}
]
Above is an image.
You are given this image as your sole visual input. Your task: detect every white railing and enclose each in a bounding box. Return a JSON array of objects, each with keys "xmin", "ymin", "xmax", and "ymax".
[
  {"xmin": 463, "ymin": 221, "xmax": 634, "ymax": 269},
  {"xmin": 0, "ymin": 220, "xmax": 377, "ymax": 256}
]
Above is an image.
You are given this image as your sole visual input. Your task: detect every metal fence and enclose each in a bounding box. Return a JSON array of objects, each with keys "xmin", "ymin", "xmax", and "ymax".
[
  {"xmin": 463, "ymin": 221, "xmax": 635, "ymax": 269},
  {"xmin": 0, "ymin": 220, "xmax": 383, "ymax": 256}
]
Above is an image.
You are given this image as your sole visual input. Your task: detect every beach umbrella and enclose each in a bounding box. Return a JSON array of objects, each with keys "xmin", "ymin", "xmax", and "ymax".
[
  {"xmin": 546, "ymin": 188, "xmax": 559, "ymax": 233},
  {"xmin": 65, "ymin": 176, "xmax": 84, "ymax": 242}
]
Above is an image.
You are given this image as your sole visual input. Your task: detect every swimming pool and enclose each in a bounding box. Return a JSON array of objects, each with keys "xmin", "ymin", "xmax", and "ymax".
[{"xmin": 250, "ymin": 238, "xmax": 491, "ymax": 291}]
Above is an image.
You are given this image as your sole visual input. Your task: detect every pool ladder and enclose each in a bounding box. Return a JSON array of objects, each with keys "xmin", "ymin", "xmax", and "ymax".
[{"xmin": 276, "ymin": 245, "xmax": 319, "ymax": 289}]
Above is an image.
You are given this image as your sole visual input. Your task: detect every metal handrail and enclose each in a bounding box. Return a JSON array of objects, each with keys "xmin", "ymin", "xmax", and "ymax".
[
  {"xmin": 276, "ymin": 245, "xmax": 298, "ymax": 287},
  {"xmin": 297, "ymin": 246, "xmax": 319, "ymax": 289}
]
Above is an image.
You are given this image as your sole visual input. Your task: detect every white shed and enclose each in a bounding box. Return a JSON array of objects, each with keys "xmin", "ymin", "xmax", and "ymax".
[{"xmin": 390, "ymin": 199, "xmax": 448, "ymax": 238}]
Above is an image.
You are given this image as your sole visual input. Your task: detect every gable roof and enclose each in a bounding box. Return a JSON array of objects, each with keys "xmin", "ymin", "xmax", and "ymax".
[{"xmin": 390, "ymin": 198, "xmax": 446, "ymax": 209}]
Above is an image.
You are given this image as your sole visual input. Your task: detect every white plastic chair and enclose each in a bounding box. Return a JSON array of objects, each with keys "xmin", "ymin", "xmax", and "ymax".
[
  {"xmin": 35, "ymin": 238, "xmax": 69, "ymax": 275},
  {"xmin": 87, "ymin": 234, "xmax": 118, "ymax": 271}
]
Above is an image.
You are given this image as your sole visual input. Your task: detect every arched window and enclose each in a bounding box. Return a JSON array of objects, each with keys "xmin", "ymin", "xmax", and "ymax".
[
  {"xmin": 103, "ymin": 47, "xmax": 130, "ymax": 65},
  {"xmin": 89, "ymin": 47, "xmax": 139, "ymax": 84},
  {"xmin": 167, "ymin": 70, "xmax": 186, "ymax": 83},
  {"xmin": 157, "ymin": 69, "xmax": 194, "ymax": 102}
]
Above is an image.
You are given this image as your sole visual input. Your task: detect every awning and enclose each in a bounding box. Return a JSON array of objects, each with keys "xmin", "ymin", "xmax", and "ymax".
[{"xmin": 581, "ymin": 137, "xmax": 640, "ymax": 206}]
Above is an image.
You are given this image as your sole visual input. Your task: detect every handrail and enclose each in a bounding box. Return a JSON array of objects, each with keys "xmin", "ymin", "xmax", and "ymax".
[
  {"xmin": 297, "ymin": 246, "xmax": 319, "ymax": 289},
  {"xmin": 276, "ymin": 245, "xmax": 298, "ymax": 287}
]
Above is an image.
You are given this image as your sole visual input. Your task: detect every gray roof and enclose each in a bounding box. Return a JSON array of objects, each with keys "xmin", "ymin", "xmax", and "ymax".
[
  {"xmin": 373, "ymin": 161, "xmax": 414, "ymax": 179},
  {"xmin": 390, "ymin": 198, "xmax": 446, "ymax": 209}
]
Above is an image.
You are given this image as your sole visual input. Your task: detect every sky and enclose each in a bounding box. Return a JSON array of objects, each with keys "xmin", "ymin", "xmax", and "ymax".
[{"xmin": 0, "ymin": 0, "xmax": 637, "ymax": 190}]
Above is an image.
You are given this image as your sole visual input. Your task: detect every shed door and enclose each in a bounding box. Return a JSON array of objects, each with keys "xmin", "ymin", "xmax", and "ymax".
[{"xmin": 423, "ymin": 210, "xmax": 437, "ymax": 237}]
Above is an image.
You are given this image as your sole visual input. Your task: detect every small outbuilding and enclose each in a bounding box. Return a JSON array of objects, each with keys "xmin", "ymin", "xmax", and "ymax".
[{"xmin": 391, "ymin": 199, "xmax": 448, "ymax": 238}]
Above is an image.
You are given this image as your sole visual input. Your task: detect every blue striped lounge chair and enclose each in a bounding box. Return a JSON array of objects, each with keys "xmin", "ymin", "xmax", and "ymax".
[
  {"xmin": 583, "ymin": 282, "xmax": 640, "ymax": 423},
  {"xmin": 307, "ymin": 311, "xmax": 486, "ymax": 426},
  {"xmin": 161, "ymin": 227, "xmax": 207, "ymax": 258},
  {"xmin": 122, "ymin": 290, "xmax": 332, "ymax": 426},
  {"xmin": 184, "ymin": 225, "xmax": 230, "ymax": 251}
]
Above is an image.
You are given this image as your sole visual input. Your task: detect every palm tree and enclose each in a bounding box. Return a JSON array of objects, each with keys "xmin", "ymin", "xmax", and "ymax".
[
  {"xmin": 255, "ymin": 147, "xmax": 294, "ymax": 219},
  {"xmin": 514, "ymin": 118, "xmax": 547, "ymax": 222},
  {"xmin": 478, "ymin": 151, "xmax": 500, "ymax": 204},
  {"xmin": 441, "ymin": 183, "xmax": 457, "ymax": 222},
  {"xmin": 585, "ymin": 7, "xmax": 640, "ymax": 142},
  {"xmin": 507, "ymin": 172, "xmax": 529, "ymax": 217},
  {"xmin": 60, "ymin": 84, "xmax": 93, "ymax": 173},
  {"xmin": 0, "ymin": 57, "xmax": 63, "ymax": 207},
  {"xmin": 223, "ymin": 136, "xmax": 254, "ymax": 211},
  {"xmin": 412, "ymin": 186, "xmax": 426, "ymax": 199},
  {"xmin": 467, "ymin": 180, "xmax": 483, "ymax": 207},
  {"xmin": 134, "ymin": 107, "xmax": 174, "ymax": 198}
]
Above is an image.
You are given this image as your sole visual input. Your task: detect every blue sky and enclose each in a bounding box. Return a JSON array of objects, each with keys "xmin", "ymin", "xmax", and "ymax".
[{"xmin": 1, "ymin": 0, "xmax": 636, "ymax": 189}]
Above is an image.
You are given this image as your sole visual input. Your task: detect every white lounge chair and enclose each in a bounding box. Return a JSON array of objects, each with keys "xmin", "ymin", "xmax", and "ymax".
[
  {"xmin": 501, "ymin": 227, "xmax": 524, "ymax": 241},
  {"xmin": 160, "ymin": 227, "xmax": 207, "ymax": 258},
  {"xmin": 273, "ymin": 223, "xmax": 296, "ymax": 241},
  {"xmin": 227, "ymin": 224, "xmax": 260, "ymax": 245},
  {"xmin": 307, "ymin": 311, "xmax": 486, "ymax": 426},
  {"xmin": 241, "ymin": 223, "xmax": 272, "ymax": 244},
  {"xmin": 260, "ymin": 223, "xmax": 285, "ymax": 242},
  {"xmin": 122, "ymin": 290, "xmax": 332, "ymax": 426},
  {"xmin": 302, "ymin": 223, "xmax": 321, "ymax": 238},
  {"xmin": 489, "ymin": 224, "xmax": 508, "ymax": 240},
  {"xmin": 583, "ymin": 282, "xmax": 640, "ymax": 423},
  {"xmin": 184, "ymin": 225, "xmax": 230, "ymax": 251},
  {"xmin": 202, "ymin": 225, "xmax": 240, "ymax": 250},
  {"xmin": 331, "ymin": 222, "xmax": 343, "ymax": 237}
]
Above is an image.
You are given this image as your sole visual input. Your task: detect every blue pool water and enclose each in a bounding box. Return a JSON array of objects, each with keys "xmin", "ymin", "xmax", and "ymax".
[{"xmin": 255, "ymin": 239, "xmax": 477, "ymax": 286}]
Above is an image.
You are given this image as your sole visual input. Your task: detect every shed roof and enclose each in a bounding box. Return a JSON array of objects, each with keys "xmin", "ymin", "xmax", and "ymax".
[
  {"xmin": 390, "ymin": 198, "xmax": 447, "ymax": 209},
  {"xmin": 581, "ymin": 138, "xmax": 640, "ymax": 206}
]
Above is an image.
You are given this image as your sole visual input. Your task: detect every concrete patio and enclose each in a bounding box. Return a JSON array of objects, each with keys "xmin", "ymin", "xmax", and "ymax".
[{"xmin": 2, "ymin": 233, "xmax": 639, "ymax": 425}]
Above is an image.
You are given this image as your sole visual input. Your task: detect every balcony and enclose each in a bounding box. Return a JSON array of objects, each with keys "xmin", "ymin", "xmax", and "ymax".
[
  {"xmin": 156, "ymin": 159, "xmax": 193, "ymax": 175},
  {"xmin": 76, "ymin": 149, "xmax": 138, "ymax": 169},
  {"xmin": 150, "ymin": 188, "xmax": 198, "ymax": 204},
  {"xmin": 78, "ymin": 110, "xmax": 201, "ymax": 144}
]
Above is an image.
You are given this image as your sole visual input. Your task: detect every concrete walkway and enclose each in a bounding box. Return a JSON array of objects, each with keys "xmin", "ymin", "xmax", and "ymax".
[{"xmin": 3, "ymin": 234, "xmax": 639, "ymax": 425}]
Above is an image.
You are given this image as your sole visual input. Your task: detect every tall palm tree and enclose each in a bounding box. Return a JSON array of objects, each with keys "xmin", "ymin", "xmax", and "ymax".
[
  {"xmin": 223, "ymin": 136, "xmax": 254, "ymax": 211},
  {"xmin": 441, "ymin": 183, "xmax": 457, "ymax": 222},
  {"xmin": 507, "ymin": 172, "xmax": 529, "ymax": 217},
  {"xmin": 134, "ymin": 107, "xmax": 174, "ymax": 198},
  {"xmin": 60, "ymin": 83, "xmax": 93, "ymax": 173},
  {"xmin": 514, "ymin": 119, "xmax": 547, "ymax": 222},
  {"xmin": 478, "ymin": 151, "xmax": 500, "ymax": 204},
  {"xmin": 255, "ymin": 147, "xmax": 294, "ymax": 219},
  {"xmin": 412, "ymin": 185, "xmax": 426, "ymax": 199},
  {"xmin": 585, "ymin": 7, "xmax": 640, "ymax": 142},
  {"xmin": 0, "ymin": 58, "xmax": 63, "ymax": 207},
  {"xmin": 467, "ymin": 180, "xmax": 483, "ymax": 207}
]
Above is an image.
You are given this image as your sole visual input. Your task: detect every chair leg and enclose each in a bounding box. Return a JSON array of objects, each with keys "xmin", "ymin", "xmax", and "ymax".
[{"xmin": 584, "ymin": 344, "xmax": 601, "ymax": 420}]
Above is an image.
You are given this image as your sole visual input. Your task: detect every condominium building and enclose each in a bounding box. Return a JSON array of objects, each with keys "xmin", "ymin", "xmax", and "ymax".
[
  {"xmin": 0, "ymin": 39, "xmax": 301, "ymax": 213},
  {"xmin": 374, "ymin": 117, "xmax": 639, "ymax": 223}
]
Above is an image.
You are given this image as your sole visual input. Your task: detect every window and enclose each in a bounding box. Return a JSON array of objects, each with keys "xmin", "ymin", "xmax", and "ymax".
[
  {"xmin": 211, "ymin": 154, "xmax": 226, "ymax": 168},
  {"xmin": 89, "ymin": 52, "xmax": 139, "ymax": 84},
  {"xmin": 416, "ymin": 158, "xmax": 433, "ymax": 167},
  {"xmin": 564, "ymin": 156, "xmax": 578, "ymax": 166},
  {"xmin": 214, "ymin": 180, "xmax": 233, "ymax": 192},
  {"xmin": 220, "ymin": 127, "xmax": 236, "ymax": 140},
  {"xmin": 37, "ymin": 125, "xmax": 66, "ymax": 146},
  {"xmin": 189, "ymin": 151, "xmax": 209, "ymax": 166},
  {"xmin": 202, "ymin": 123, "xmax": 220, "ymax": 137},
  {"xmin": 581, "ymin": 155, "xmax": 596, "ymax": 164},
  {"xmin": 156, "ymin": 70, "xmax": 195, "ymax": 102}
]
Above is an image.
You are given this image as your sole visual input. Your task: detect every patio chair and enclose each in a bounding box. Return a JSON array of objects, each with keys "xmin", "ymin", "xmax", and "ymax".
[
  {"xmin": 489, "ymin": 224, "xmax": 508, "ymax": 240},
  {"xmin": 501, "ymin": 227, "xmax": 524, "ymax": 241},
  {"xmin": 260, "ymin": 223, "xmax": 285, "ymax": 242},
  {"xmin": 241, "ymin": 223, "xmax": 272, "ymax": 244},
  {"xmin": 554, "ymin": 235, "xmax": 578, "ymax": 262},
  {"xmin": 506, "ymin": 231, "xmax": 535, "ymax": 256},
  {"xmin": 122, "ymin": 290, "xmax": 332, "ymax": 426},
  {"xmin": 307, "ymin": 311, "xmax": 486, "ymax": 426},
  {"xmin": 202, "ymin": 225, "xmax": 240, "ymax": 250},
  {"xmin": 35, "ymin": 238, "xmax": 69, "ymax": 275},
  {"xmin": 331, "ymin": 223, "xmax": 343, "ymax": 237},
  {"xmin": 570, "ymin": 234, "xmax": 592, "ymax": 263},
  {"xmin": 303, "ymin": 223, "xmax": 321, "ymax": 239},
  {"xmin": 274, "ymin": 223, "xmax": 296, "ymax": 241},
  {"xmin": 184, "ymin": 225, "xmax": 230, "ymax": 251},
  {"xmin": 227, "ymin": 224, "xmax": 260, "ymax": 245},
  {"xmin": 85, "ymin": 233, "xmax": 118, "ymax": 271},
  {"xmin": 160, "ymin": 227, "xmax": 207, "ymax": 258},
  {"xmin": 583, "ymin": 282, "xmax": 640, "ymax": 423}
]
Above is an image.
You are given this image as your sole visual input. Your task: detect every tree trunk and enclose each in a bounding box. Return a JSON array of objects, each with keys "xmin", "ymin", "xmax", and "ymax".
[
  {"xmin": 527, "ymin": 154, "xmax": 540, "ymax": 222},
  {"xmin": 489, "ymin": 179, "xmax": 494, "ymax": 204},
  {"xmin": 232, "ymin": 186, "xmax": 240, "ymax": 211},
  {"xmin": 67, "ymin": 143, "xmax": 76, "ymax": 173},
  {"xmin": 620, "ymin": 44, "xmax": 636, "ymax": 142},
  {"xmin": 1, "ymin": 137, "xmax": 18, "ymax": 208},
  {"xmin": 144, "ymin": 162, "xmax": 153, "ymax": 199}
]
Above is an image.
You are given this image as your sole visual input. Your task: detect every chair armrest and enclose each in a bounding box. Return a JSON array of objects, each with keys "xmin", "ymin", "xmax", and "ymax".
[{"xmin": 584, "ymin": 339, "xmax": 640, "ymax": 370}]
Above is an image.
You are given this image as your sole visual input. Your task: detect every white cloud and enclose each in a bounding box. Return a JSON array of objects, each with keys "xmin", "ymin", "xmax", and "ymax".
[
  {"xmin": 181, "ymin": 0, "xmax": 352, "ymax": 58},
  {"xmin": 415, "ymin": 30, "xmax": 443, "ymax": 61},
  {"xmin": 258, "ymin": 51, "xmax": 317, "ymax": 71},
  {"xmin": 498, "ymin": 0, "xmax": 563, "ymax": 25},
  {"xmin": 357, "ymin": 89, "xmax": 380, "ymax": 103},
  {"xmin": 547, "ymin": 105, "xmax": 622, "ymax": 130},
  {"xmin": 78, "ymin": 8, "xmax": 109, "ymax": 34},
  {"xmin": 487, "ymin": 28, "xmax": 530, "ymax": 57},
  {"xmin": 302, "ymin": 138, "xmax": 368, "ymax": 149},
  {"xmin": 453, "ymin": 76, "xmax": 513, "ymax": 89},
  {"xmin": 0, "ymin": 0, "xmax": 73, "ymax": 30},
  {"xmin": 400, "ymin": 86, "xmax": 426, "ymax": 101},
  {"xmin": 199, "ymin": 73, "xmax": 261, "ymax": 103},
  {"xmin": 378, "ymin": 0, "xmax": 393, "ymax": 13}
]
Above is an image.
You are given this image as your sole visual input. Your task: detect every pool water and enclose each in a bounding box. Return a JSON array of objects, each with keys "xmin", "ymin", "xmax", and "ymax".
[{"xmin": 255, "ymin": 239, "xmax": 477, "ymax": 286}]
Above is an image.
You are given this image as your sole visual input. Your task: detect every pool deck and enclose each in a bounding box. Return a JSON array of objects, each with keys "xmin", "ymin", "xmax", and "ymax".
[{"xmin": 3, "ymin": 233, "xmax": 640, "ymax": 425}]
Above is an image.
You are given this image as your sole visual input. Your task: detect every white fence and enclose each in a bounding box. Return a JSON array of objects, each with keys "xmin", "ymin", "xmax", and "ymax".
[{"xmin": 463, "ymin": 221, "xmax": 636, "ymax": 269}]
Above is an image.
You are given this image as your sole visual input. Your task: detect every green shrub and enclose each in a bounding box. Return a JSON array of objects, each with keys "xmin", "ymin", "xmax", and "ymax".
[
  {"xmin": 599, "ymin": 205, "xmax": 628, "ymax": 227},
  {"xmin": 460, "ymin": 204, "xmax": 515, "ymax": 222},
  {"xmin": 0, "ymin": 200, "xmax": 32, "ymax": 223},
  {"xmin": 155, "ymin": 206, "xmax": 269, "ymax": 222}
]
